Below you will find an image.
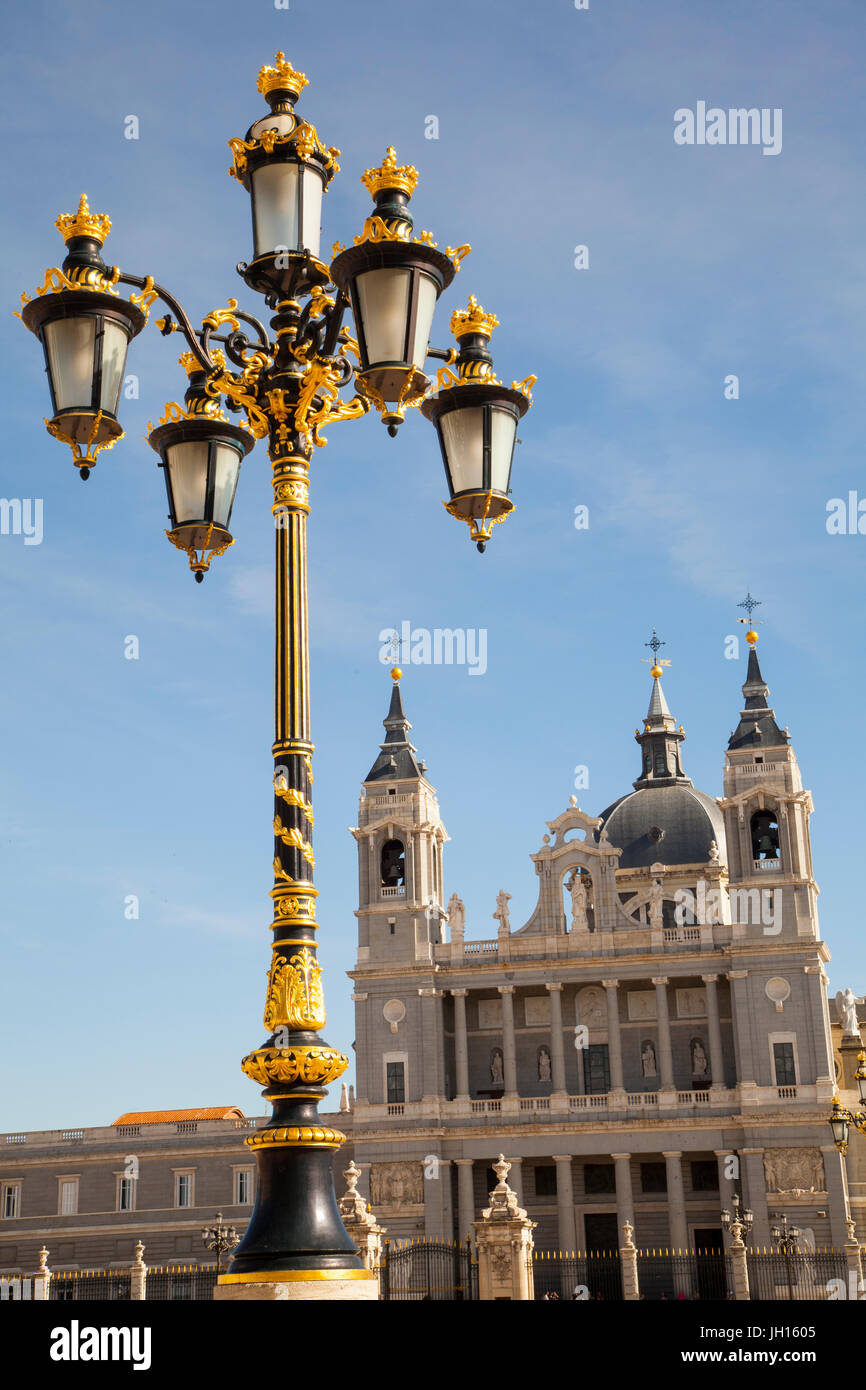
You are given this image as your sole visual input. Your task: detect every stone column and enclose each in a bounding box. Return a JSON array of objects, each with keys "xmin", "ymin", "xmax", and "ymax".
[
  {"xmin": 507, "ymin": 1157, "xmax": 524, "ymax": 1206},
  {"xmin": 452, "ymin": 989, "xmax": 470, "ymax": 1100},
  {"xmin": 499, "ymin": 986, "xmax": 518, "ymax": 1097},
  {"xmin": 620, "ymin": 1221, "xmax": 640, "ymax": 1300},
  {"xmin": 611, "ymin": 1153, "xmax": 634, "ymax": 1233},
  {"xmin": 338, "ymin": 1162, "xmax": 385, "ymax": 1280},
  {"xmin": 32, "ymin": 1247, "xmax": 51, "ymax": 1302},
  {"xmin": 804, "ymin": 966, "xmax": 835, "ymax": 1091},
  {"xmin": 740, "ymin": 1148, "xmax": 770, "ymax": 1246},
  {"xmin": 419, "ymin": 988, "xmax": 442, "ymax": 1105},
  {"xmin": 552, "ymin": 1155, "xmax": 577, "ymax": 1251},
  {"xmin": 663, "ymin": 1152, "xmax": 689, "ymax": 1251},
  {"xmin": 653, "ymin": 977, "xmax": 675, "ymax": 1091},
  {"xmin": 546, "ymin": 983, "xmax": 567, "ymax": 1094},
  {"xmin": 702, "ymin": 975, "xmax": 726, "ymax": 1091},
  {"xmin": 601, "ymin": 980, "xmax": 625, "ymax": 1096},
  {"xmin": 474, "ymin": 1156, "xmax": 536, "ymax": 1301},
  {"xmin": 129, "ymin": 1241, "xmax": 146, "ymax": 1301},
  {"xmin": 821, "ymin": 1145, "xmax": 852, "ymax": 1248},
  {"xmin": 728, "ymin": 971, "xmax": 754, "ymax": 1089},
  {"xmin": 455, "ymin": 1158, "xmax": 475, "ymax": 1242}
]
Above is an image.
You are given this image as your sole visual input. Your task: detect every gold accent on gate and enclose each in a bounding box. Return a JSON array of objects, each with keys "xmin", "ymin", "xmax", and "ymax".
[
  {"xmin": 56, "ymin": 194, "xmax": 112, "ymax": 245},
  {"xmin": 263, "ymin": 946, "xmax": 325, "ymax": 1031},
  {"xmin": 43, "ymin": 413, "xmax": 122, "ymax": 474},
  {"xmin": 241, "ymin": 1044, "xmax": 348, "ymax": 1087},
  {"xmin": 245, "ymin": 1125, "xmax": 345, "ymax": 1151},
  {"xmin": 273, "ymin": 816, "xmax": 315, "ymax": 867}
]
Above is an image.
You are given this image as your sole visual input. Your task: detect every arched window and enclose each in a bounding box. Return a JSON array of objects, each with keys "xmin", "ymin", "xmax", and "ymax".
[
  {"xmin": 751, "ymin": 810, "xmax": 779, "ymax": 860},
  {"xmin": 380, "ymin": 838, "xmax": 405, "ymax": 887}
]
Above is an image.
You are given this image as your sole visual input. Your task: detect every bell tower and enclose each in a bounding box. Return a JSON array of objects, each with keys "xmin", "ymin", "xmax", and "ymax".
[
  {"xmin": 719, "ymin": 612, "xmax": 818, "ymax": 939},
  {"xmin": 350, "ymin": 669, "xmax": 449, "ymax": 966}
]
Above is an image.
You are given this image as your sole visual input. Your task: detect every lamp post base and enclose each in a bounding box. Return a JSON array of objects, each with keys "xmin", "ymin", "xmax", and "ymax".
[{"xmin": 214, "ymin": 1271, "xmax": 379, "ymax": 1301}]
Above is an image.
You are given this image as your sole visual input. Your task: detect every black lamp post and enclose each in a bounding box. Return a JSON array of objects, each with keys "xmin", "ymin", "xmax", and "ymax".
[
  {"xmin": 770, "ymin": 1213, "xmax": 801, "ymax": 1301},
  {"xmin": 828, "ymin": 1053, "xmax": 866, "ymax": 1153},
  {"xmin": 201, "ymin": 1212, "xmax": 241, "ymax": 1277},
  {"xmin": 18, "ymin": 51, "xmax": 534, "ymax": 1299}
]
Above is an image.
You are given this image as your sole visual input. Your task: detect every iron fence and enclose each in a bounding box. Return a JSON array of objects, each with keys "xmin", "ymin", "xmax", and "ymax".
[
  {"xmin": 637, "ymin": 1249, "xmax": 731, "ymax": 1301},
  {"xmin": 747, "ymin": 1249, "xmax": 847, "ymax": 1301},
  {"xmin": 49, "ymin": 1270, "xmax": 132, "ymax": 1301},
  {"xmin": 380, "ymin": 1238, "xmax": 477, "ymax": 1300},
  {"xmin": 533, "ymin": 1250, "xmax": 623, "ymax": 1301},
  {"xmin": 144, "ymin": 1264, "xmax": 218, "ymax": 1300}
]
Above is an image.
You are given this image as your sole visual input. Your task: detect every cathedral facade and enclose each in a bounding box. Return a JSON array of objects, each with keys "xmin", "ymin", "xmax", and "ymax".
[{"xmin": 347, "ymin": 637, "xmax": 864, "ymax": 1252}]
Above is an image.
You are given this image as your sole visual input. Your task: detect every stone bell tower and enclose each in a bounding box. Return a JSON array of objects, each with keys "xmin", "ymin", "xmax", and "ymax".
[{"xmin": 350, "ymin": 669, "xmax": 449, "ymax": 967}]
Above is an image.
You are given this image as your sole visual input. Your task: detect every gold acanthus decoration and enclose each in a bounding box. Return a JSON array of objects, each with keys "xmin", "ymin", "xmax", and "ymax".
[
  {"xmin": 202, "ymin": 300, "xmax": 241, "ymax": 332},
  {"xmin": 263, "ymin": 947, "xmax": 325, "ymax": 1031},
  {"xmin": 272, "ymin": 858, "xmax": 298, "ymax": 885},
  {"xmin": 204, "ymin": 367, "xmax": 271, "ymax": 439},
  {"xmin": 55, "ymin": 194, "xmax": 112, "ymax": 245},
  {"xmin": 273, "ymin": 776, "xmax": 314, "ymax": 825},
  {"xmin": 19, "ymin": 263, "xmax": 122, "ymax": 314},
  {"xmin": 351, "ymin": 223, "xmax": 470, "ymax": 274},
  {"xmin": 146, "ymin": 394, "xmax": 235, "ymax": 430},
  {"xmin": 273, "ymin": 816, "xmax": 315, "ymax": 867},
  {"xmin": 165, "ymin": 524, "xmax": 234, "ymax": 577},
  {"xmin": 241, "ymin": 1044, "xmax": 348, "ymax": 1087},
  {"xmin": 129, "ymin": 276, "xmax": 158, "ymax": 321},
  {"xmin": 246, "ymin": 1125, "xmax": 345, "ymax": 1151},
  {"xmin": 43, "ymin": 413, "xmax": 122, "ymax": 473},
  {"xmin": 228, "ymin": 124, "xmax": 340, "ymax": 182}
]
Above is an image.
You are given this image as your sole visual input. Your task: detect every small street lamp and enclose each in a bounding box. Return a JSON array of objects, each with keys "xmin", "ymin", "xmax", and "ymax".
[
  {"xmin": 720, "ymin": 1191, "xmax": 753, "ymax": 1244},
  {"xmin": 18, "ymin": 51, "xmax": 534, "ymax": 1298},
  {"xmin": 770, "ymin": 1212, "xmax": 801, "ymax": 1302},
  {"xmin": 828, "ymin": 1052, "xmax": 866, "ymax": 1153},
  {"xmin": 201, "ymin": 1213, "xmax": 240, "ymax": 1277}
]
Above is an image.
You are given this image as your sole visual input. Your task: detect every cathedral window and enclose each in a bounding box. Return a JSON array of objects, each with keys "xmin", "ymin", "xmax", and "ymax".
[
  {"xmin": 380, "ymin": 839, "xmax": 405, "ymax": 886},
  {"xmin": 584, "ymin": 1044, "xmax": 610, "ymax": 1095},
  {"xmin": 690, "ymin": 1161, "xmax": 718, "ymax": 1192},
  {"xmin": 773, "ymin": 1041, "xmax": 796, "ymax": 1087},
  {"xmin": 640, "ymin": 1162, "xmax": 667, "ymax": 1194},
  {"xmin": 386, "ymin": 1061, "xmax": 406, "ymax": 1104},
  {"xmin": 584, "ymin": 1163, "xmax": 616, "ymax": 1195}
]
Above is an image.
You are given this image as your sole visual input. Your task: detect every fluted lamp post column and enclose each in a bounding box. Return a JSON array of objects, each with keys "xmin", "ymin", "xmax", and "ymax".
[{"xmin": 18, "ymin": 52, "xmax": 533, "ymax": 1301}]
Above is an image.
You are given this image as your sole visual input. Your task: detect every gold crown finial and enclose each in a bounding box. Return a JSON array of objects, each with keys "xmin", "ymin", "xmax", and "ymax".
[
  {"xmin": 178, "ymin": 351, "xmax": 201, "ymax": 376},
  {"xmin": 55, "ymin": 194, "xmax": 112, "ymax": 245},
  {"xmin": 390, "ymin": 666, "xmax": 402, "ymax": 682},
  {"xmin": 361, "ymin": 147, "xmax": 419, "ymax": 199},
  {"xmin": 449, "ymin": 295, "xmax": 499, "ymax": 341},
  {"xmin": 257, "ymin": 52, "xmax": 309, "ymax": 100}
]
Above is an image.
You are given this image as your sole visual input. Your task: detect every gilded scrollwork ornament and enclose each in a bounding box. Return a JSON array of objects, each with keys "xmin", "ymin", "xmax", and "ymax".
[
  {"xmin": 241, "ymin": 1044, "xmax": 348, "ymax": 1087},
  {"xmin": 263, "ymin": 946, "xmax": 326, "ymax": 1031}
]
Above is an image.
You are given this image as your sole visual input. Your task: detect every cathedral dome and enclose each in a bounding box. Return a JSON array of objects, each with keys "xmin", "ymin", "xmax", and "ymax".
[{"xmin": 596, "ymin": 784, "xmax": 725, "ymax": 870}]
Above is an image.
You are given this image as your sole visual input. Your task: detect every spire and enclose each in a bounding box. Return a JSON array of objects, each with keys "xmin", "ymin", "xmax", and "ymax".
[
  {"xmin": 633, "ymin": 632, "xmax": 691, "ymax": 789},
  {"xmin": 364, "ymin": 668, "xmax": 427, "ymax": 782},
  {"xmin": 727, "ymin": 629, "xmax": 789, "ymax": 751}
]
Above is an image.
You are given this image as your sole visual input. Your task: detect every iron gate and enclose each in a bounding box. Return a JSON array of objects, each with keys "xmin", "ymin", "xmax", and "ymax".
[
  {"xmin": 533, "ymin": 1250, "xmax": 623, "ymax": 1300},
  {"xmin": 380, "ymin": 1238, "xmax": 477, "ymax": 1300}
]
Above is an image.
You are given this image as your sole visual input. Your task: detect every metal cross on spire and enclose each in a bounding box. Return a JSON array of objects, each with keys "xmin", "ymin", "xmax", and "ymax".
[
  {"xmin": 737, "ymin": 591, "xmax": 762, "ymax": 626},
  {"xmin": 641, "ymin": 628, "xmax": 671, "ymax": 670}
]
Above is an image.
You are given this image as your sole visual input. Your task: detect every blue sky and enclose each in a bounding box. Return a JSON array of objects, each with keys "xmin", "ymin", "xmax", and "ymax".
[{"xmin": 1, "ymin": 0, "xmax": 863, "ymax": 1130}]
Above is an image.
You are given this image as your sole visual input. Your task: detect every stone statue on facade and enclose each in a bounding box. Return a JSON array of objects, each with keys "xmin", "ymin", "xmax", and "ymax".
[
  {"xmin": 641, "ymin": 1042, "xmax": 657, "ymax": 1078},
  {"xmin": 649, "ymin": 876, "xmax": 664, "ymax": 929},
  {"xmin": 567, "ymin": 870, "xmax": 589, "ymax": 931},
  {"xmin": 837, "ymin": 988, "xmax": 860, "ymax": 1037},
  {"xmin": 691, "ymin": 1040, "xmax": 708, "ymax": 1076},
  {"xmin": 708, "ymin": 840, "xmax": 720, "ymax": 863},
  {"xmin": 490, "ymin": 1049, "xmax": 504, "ymax": 1086},
  {"xmin": 538, "ymin": 1047, "xmax": 552, "ymax": 1082},
  {"xmin": 493, "ymin": 889, "xmax": 511, "ymax": 934},
  {"xmin": 447, "ymin": 892, "xmax": 465, "ymax": 935}
]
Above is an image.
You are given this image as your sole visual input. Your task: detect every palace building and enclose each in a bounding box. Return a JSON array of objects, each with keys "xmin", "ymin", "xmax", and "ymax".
[{"xmin": 347, "ymin": 635, "xmax": 865, "ymax": 1252}]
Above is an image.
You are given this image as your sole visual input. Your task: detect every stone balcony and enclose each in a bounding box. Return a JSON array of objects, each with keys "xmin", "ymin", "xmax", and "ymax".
[
  {"xmin": 355, "ymin": 1083, "xmax": 828, "ymax": 1129},
  {"xmin": 1, "ymin": 1118, "xmax": 264, "ymax": 1150}
]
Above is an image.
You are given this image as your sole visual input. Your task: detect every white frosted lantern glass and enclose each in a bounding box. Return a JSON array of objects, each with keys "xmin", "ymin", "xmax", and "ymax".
[
  {"xmin": 251, "ymin": 162, "xmax": 300, "ymax": 257},
  {"xmin": 300, "ymin": 168, "xmax": 323, "ymax": 258},
  {"xmin": 489, "ymin": 408, "xmax": 518, "ymax": 493},
  {"xmin": 440, "ymin": 407, "xmax": 483, "ymax": 495},
  {"xmin": 410, "ymin": 274, "xmax": 438, "ymax": 370},
  {"xmin": 356, "ymin": 268, "xmax": 411, "ymax": 368},
  {"xmin": 44, "ymin": 317, "xmax": 96, "ymax": 410},
  {"xmin": 99, "ymin": 320, "xmax": 129, "ymax": 414},
  {"xmin": 167, "ymin": 441, "xmax": 209, "ymax": 523},
  {"xmin": 211, "ymin": 444, "xmax": 241, "ymax": 528}
]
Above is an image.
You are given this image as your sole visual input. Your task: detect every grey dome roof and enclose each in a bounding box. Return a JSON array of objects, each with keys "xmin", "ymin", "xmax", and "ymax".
[{"xmin": 597, "ymin": 785, "xmax": 725, "ymax": 870}]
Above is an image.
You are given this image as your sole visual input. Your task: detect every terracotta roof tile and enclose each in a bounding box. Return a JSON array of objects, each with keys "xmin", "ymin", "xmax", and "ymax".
[{"xmin": 112, "ymin": 1107, "xmax": 246, "ymax": 1125}]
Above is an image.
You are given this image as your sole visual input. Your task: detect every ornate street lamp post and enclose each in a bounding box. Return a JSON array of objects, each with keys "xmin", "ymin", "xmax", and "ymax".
[
  {"xmin": 201, "ymin": 1212, "xmax": 241, "ymax": 1277},
  {"xmin": 829, "ymin": 1052, "xmax": 866, "ymax": 1152},
  {"xmin": 770, "ymin": 1213, "xmax": 801, "ymax": 1302},
  {"xmin": 720, "ymin": 1191, "xmax": 753, "ymax": 1245},
  {"xmin": 18, "ymin": 53, "xmax": 533, "ymax": 1299}
]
